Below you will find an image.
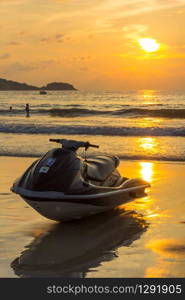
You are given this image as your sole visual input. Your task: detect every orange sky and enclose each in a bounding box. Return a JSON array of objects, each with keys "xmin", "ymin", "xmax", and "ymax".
[{"xmin": 0, "ymin": 0, "xmax": 185, "ymax": 90}]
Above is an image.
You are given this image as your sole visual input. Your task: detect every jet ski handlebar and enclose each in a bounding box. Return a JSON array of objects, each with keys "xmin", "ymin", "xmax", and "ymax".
[{"xmin": 49, "ymin": 138, "xmax": 99, "ymax": 150}]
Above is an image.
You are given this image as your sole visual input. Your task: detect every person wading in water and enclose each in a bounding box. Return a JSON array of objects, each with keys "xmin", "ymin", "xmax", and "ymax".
[{"xmin": 25, "ymin": 103, "xmax": 30, "ymax": 117}]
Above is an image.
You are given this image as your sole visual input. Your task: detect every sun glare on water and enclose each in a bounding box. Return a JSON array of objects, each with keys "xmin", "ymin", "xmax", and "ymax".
[{"xmin": 138, "ymin": 38, "xmax": 160, "ymax": 53}]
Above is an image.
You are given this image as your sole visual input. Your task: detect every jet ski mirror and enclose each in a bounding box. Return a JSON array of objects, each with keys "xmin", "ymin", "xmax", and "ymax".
[{"xmin": 49, "ymin": 138, "xmax": 99, "ymax": 151}]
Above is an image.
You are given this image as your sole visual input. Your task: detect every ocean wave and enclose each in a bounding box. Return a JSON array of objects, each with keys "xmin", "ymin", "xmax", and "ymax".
[
  {"xmin": 46, "ymin": 108, "xmax": 109, "ymax": 117},
  {"xmin": 0, "ymin": 150, "xmax": 184, "ymax": 162},
  {"xmin": 1, "ymin": 107, "xmax": 185, "ymax": 118},
  {"xmin": 0, "ymin": 108, "xmax": 109, "ymax": 117},
  {"xmin": 0, "ymin": 124, "xmax": 185, "ymax": 136},
  {"xmin": 112, "ymin": 108, "xmax": 185, "ymax": 118}
]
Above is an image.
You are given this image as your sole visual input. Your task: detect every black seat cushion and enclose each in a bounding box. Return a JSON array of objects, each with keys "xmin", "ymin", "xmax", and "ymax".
[{"xmin": 84, "ymin": 155, "xmax": 119, "ymax": 182}]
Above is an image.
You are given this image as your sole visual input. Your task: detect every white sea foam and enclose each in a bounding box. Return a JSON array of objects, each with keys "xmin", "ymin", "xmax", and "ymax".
[{"xmin": 0, "ymin": 123, "xmax": 184, "ymax": 136}]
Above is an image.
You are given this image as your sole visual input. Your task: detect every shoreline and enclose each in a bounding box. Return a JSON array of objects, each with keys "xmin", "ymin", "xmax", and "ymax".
[
  {"xmin": 1, "ymin": 154, "xmax": 185, "ymax": 164},
  {"xmin": 0, "ymin": 133, "xmax": 184, "ymax": 162}
]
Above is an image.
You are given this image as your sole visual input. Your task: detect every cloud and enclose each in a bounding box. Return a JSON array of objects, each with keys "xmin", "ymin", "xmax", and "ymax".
[
  {"xmin": 5, "ymin": 62, "xmax": 37, "ymax": 72},
  {"xmin": 43, "ymin": 0, "xmax": 185, "ymax": 36},
  {"xmin": 0, "ymin": 0, "xmax": 30, "ymax": 6},
  {"xmin": 0, "ymin": 53, "xmax": 11, "ymax": 59},
  {"xmin": 104, "ymin": 0, "xmax": 185, "ymax": 21},
  {"xmin": 68, "ymin": 0, "xmax": 185, "ymax": 17},
  {"xmin": 3, "ymin": 60, "xmax": 56, "ymax": 75},
  {"xmin": 8, "ymin": 41, "xmax": 21, "ymax": 46},
  {"xmin": 123, "ymin": 24, "xmax": 148, "ymax": 40},
  {"xmin": 41, "ymin": 33, "xmax": 65, "ymax": 43}
]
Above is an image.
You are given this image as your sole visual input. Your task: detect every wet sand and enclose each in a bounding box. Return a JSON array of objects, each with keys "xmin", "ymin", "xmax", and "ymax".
[{"xmin": 0, "ymin": 156, "xmax": 185, "ymax": 278}]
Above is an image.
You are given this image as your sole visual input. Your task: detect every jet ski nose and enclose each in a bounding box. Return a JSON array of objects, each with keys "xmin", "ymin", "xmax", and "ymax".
[{"xmin": 114, "ymin": 156, "xmax": 120, "ymax": 168}]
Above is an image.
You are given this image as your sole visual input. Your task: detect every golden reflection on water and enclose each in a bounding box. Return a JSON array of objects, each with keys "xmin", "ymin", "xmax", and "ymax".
[
  {"xmin": 124, "ymin": 197, "xmax": 165, "ymax": 221},
  {"xmin": 137, "ymin": 138, "xmax": 156, "ymax": 181},
  {"xmin": 140, "ymin": 89, "xmax": 156, "ymax": 105},
  {"xmin": 146, "ymin": 238, "xmax": 185, "ymax": 258},
  {"xmin": 145, "ymin": 238, "xmax": 185, "ymax": 277},
  {"xmin": 140, "ymin": 137, "xmax": 156, "ymax": 151},
  {"xmin": 139, "ymin": 162, "xmax": 154, "ymax": 182},
  {"xmin": 121, "ymin": 159, "xmax": 166, "ymax": 221},
  {"xmin": 138, "ymin": 137, "xmax": 159, "ymax": 155},
  {"xmin": 138, "ymin": 117, "xmax": 163, "ymax": 128}
]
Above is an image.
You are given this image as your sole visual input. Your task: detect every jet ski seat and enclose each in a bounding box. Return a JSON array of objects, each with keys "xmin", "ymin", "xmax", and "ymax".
[{"xmin": 84, "ymin": 155, "xmax": 120, "ymax": 182}]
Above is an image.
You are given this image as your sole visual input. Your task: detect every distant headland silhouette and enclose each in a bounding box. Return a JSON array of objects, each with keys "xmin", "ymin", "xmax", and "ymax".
[{"xmin": 0, "ymin": 78, "xmax": 77, "ymax": 91}]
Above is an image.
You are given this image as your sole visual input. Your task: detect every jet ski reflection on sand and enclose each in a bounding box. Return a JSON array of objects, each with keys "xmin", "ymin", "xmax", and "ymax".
[
  {"xmin": 11, "ymin": 138, "xmax": 150, "ymax": 221},
  {"xmin": 11, "ymin": 209, "xmax": 148, "ymax": 277}
]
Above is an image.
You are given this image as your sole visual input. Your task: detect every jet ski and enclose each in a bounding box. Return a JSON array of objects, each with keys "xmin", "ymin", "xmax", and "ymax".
[{"xmin": 11, "ymin": 138, "xmax": 150, "ymax": 221}]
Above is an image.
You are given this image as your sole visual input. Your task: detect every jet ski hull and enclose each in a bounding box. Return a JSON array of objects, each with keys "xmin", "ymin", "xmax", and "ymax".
[{"xmin": 21, "ymin": 185, "xmax": 148, "ymax": 221}]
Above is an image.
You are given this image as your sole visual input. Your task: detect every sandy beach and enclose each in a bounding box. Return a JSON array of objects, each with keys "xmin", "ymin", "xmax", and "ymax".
[{"xmin": 0, "ymin": 156, "xmax": 185, "ymax": 278}]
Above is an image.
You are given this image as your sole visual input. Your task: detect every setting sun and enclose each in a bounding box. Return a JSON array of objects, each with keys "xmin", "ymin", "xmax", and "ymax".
[{"xmin": 138, "ymin": 38, "xmax": 160, "ymax": 53}]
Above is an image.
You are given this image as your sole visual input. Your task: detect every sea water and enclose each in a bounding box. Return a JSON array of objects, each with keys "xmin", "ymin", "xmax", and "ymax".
[
  {"xmin": 0, "ymin": 89, "xmax": 184, "ymax": 161},
  {"xmin": 0, "ymin": 90, "xmax": 185, "ymax": 278}
]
